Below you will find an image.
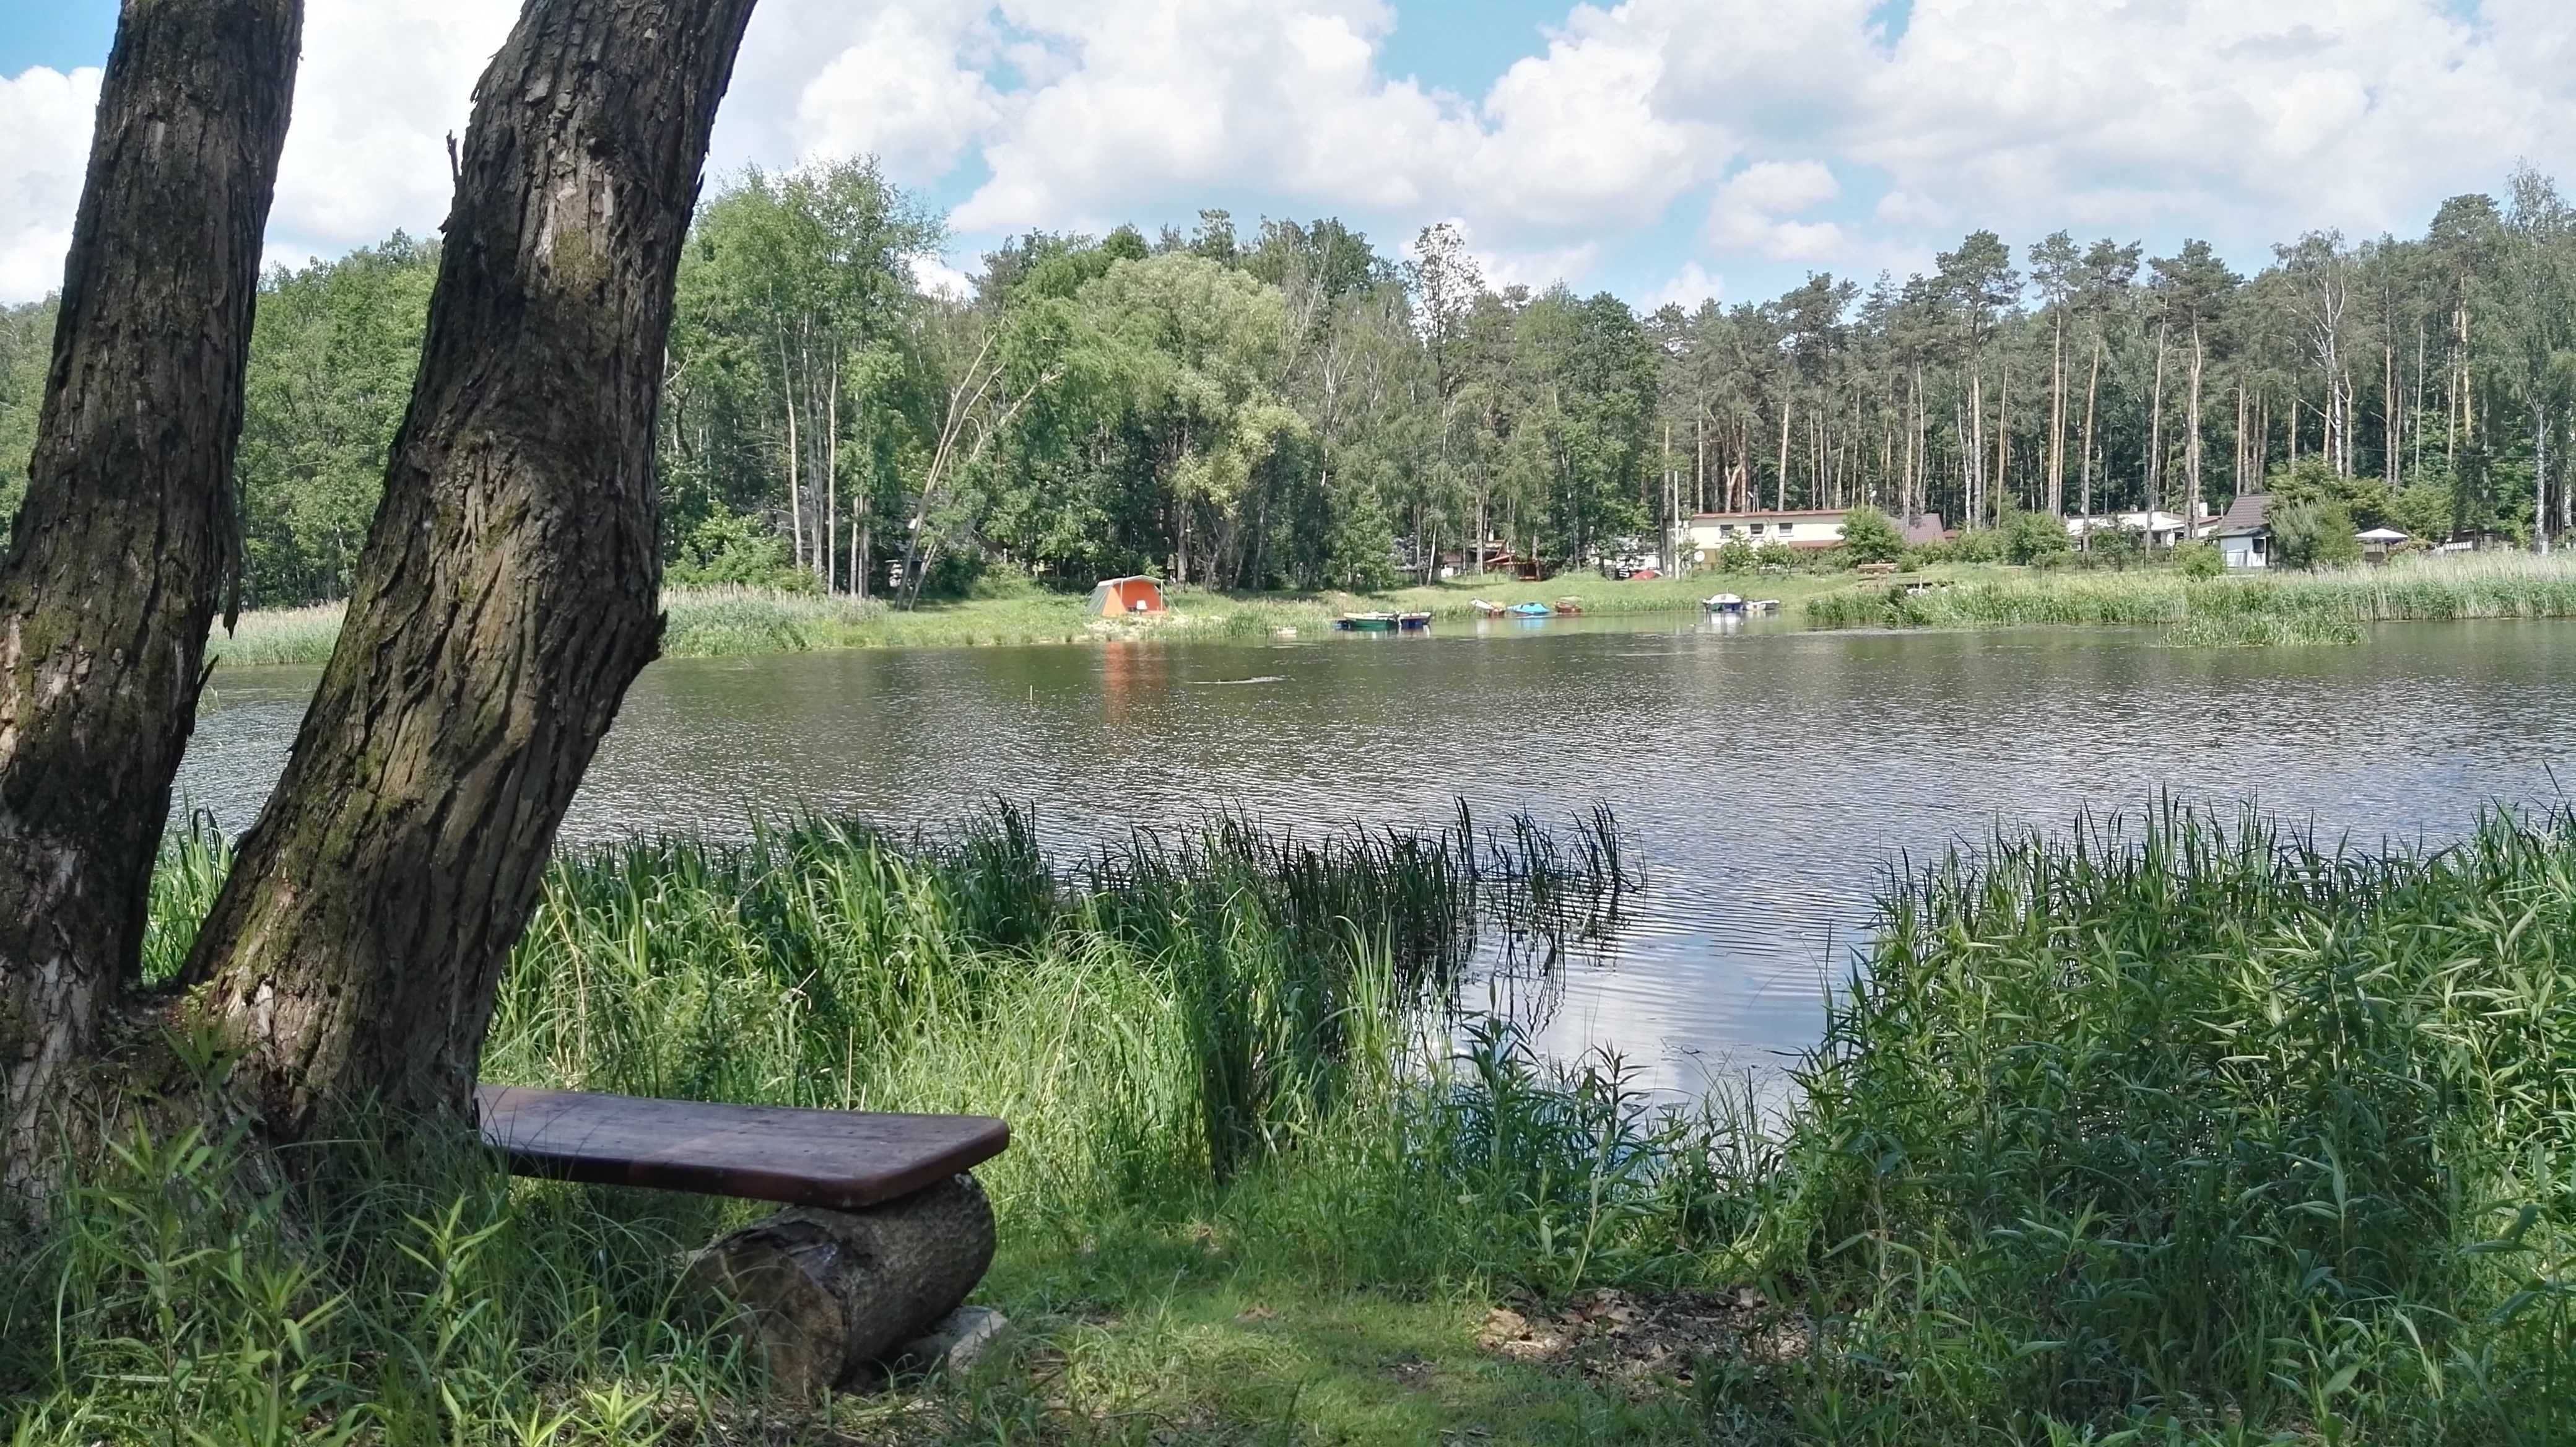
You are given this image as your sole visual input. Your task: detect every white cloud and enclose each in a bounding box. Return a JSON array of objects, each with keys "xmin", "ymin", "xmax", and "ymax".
[
  {"xmin": 1707, "ymin": 160, "xmax": 1846, "ymax": 261},
  {"xmin": 1642, "ymin": 261, "xmax": 1723, "ymax": 315},
  {"xmin": 908, "ymin": 249, "xmax": 976, "ymax": 300},
  {"xmin": 797, "ymin": 6, "xmax": 1002, "ymax": 178},
  {"xmin": 268, "ymin": 1, "xmax": 519, "ymax": 254},
  {"xmin": 14, "ymin": 0, "xmax": 2576, "ymax": 309},
  {"xmin": 0, "ymin": 66, "xmax": 101, "ymax": 302}
]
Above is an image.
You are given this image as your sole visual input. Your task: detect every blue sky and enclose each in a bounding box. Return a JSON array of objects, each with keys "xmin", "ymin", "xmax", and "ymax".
[{"xmin": 6, "ymin": 1, "xmax": 2572, "ymax": 308}]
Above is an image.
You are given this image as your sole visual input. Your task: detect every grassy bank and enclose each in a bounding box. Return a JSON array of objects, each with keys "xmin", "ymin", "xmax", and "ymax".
[
  {"xmin": 201, "ymin": 570, "xmax": 1876, "ymax": 667},
  {"xmin": 1807, "ymin": 551, "xmax": 2576, "ymax": 642},
  {"xmin": 11, "ymin": 802, "xmax": 2576, "ymax": 1442}
]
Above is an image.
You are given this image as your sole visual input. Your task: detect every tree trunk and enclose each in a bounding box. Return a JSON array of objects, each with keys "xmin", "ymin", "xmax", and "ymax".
[
  {"xmin": 2080, "ymin": 333, "xmax": 2102, "ymax": 518},
  {"xmin": 2147, "ymin": 323, "xmax": 2169, "ymax": 538},
  {"xmin": 686, "ymin": 1173, "xmax": 997, "ymax": 1399},
  {"xmin": 2048, "ymin": 310, "xmax": 2066, "ymax": 515},
  {"xmin": 1, "ymin": 0, "xmax": 302, "ymax": 1191},
  {"xmin": 2184, "ymin": 325, "xmax": 2204, "ymax": 538},
  {"xmin": 180, "ymin": 0, "xmax": 760, "ymax": 1143}
]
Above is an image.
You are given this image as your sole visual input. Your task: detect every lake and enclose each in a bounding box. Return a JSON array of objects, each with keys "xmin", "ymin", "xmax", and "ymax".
[{"xmin": 177, "ymin": 614, "xmax": 2576, "ymax": 1090}]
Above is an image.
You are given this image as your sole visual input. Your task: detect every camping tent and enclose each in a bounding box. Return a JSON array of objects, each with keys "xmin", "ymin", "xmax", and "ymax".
[{"xmin": 1087, "ymin": 576, "xmax": 1166, "ymax": 617}]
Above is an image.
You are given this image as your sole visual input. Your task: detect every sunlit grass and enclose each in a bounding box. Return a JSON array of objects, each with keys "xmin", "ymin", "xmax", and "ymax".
[
  {"xmin": 14, "ymin": 798, "xmax": 2576, "ymax": 1441},
  {"xmin": 1806, "ymin": 550, "xmax": 2576, "ymax": 633}
]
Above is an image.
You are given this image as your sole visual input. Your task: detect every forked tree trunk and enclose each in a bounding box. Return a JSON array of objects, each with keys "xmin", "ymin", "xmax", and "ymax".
[
  {"xmin": 0, "ymin": 0, "xmax": 302, "ymax": 1190},
  {"xmin": 181, "ymin": 0, "xmax": 760, "ymax": 1143}
]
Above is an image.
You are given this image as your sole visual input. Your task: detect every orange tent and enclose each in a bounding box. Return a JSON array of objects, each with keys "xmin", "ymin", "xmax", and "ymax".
[{"xmin": 1086, "ymin": 576, "xmax": 1165, "ymax": 617}]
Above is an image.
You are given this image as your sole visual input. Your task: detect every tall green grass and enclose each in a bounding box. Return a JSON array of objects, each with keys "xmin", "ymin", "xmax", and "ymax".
[
  {"xmin": 12, "ymin": 800, "xmax": 2576, "ymax": 1441},
  {"xmin": 1806, "ymin": 551, "xmax": 2576, "ymax": 639}
]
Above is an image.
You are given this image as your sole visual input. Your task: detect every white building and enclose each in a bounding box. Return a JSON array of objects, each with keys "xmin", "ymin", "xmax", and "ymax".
[
  {"xmin": 2065, "ymin": 509, "xmax": 2206, "ymax": 549},
  {"xmin": 1684, "ymin": 509, "xmax": 1852, "ymax": 557},
  {"xmin": 2208, "ymin": 494, "xmax": 2273, "ymax": 568}
]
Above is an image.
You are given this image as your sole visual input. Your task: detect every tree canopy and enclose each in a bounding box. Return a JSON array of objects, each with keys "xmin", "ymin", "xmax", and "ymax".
[{"xmin": 12, "ymin": 162, "xmax": 2576, "ymax": 603}]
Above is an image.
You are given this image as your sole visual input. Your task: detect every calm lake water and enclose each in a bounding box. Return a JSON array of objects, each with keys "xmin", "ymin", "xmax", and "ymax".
[{"xmin": 178, "ymin": 615, "xmax": 2576, "ymax": 1090}]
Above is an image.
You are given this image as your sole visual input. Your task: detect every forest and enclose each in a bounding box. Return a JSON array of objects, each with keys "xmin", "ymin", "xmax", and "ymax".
[{"xmin": 5, "ymin": 158, "xmax": 2573, "ymax": 609}]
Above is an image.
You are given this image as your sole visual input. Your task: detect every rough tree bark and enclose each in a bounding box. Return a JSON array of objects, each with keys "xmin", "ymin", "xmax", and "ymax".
[
  {"xmin": 685, "ymin": 1174, "xmax": 998, "ymax": 1397},
  {"xmin": 181, "ymin": 0, "xmax": 760, "ymax": 1143},
  {"xmin": 0, "ymin": 0, "xmax": 302, "ymax": 1189}
]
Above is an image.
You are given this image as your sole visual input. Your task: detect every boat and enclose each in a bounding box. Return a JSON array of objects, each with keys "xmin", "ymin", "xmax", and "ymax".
[
  {"xmin": 1507, "ymin": 601, "xmax": 1552, "ymax": 618},
  {"xmin": 1750, "ymin": 598, "xmax": 1780, "ymax": 613},
  {"xmin": 1397, "ymin": 611, "xmax": 1433, "ymax": 631},
  {"xmin": 1553, "ymin": 597, "xmax": 1586, "ymax": 616},
  {"xmin": 1470, "ymin": 598, "xmax": 1512, "ymax": 617},
  {"xmin": 1703, "ymin": 593, "xmax": 1745, "ymax": 614},
  {"xmin": 1334, "ymin": 611, "xmax": 1400, "ymax": 632}
]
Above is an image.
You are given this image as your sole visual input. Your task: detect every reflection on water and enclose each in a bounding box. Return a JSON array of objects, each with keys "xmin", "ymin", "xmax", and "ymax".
[{"xmin": 180, "ymin": 614, "xmax": 2576, "ymax": 1091}]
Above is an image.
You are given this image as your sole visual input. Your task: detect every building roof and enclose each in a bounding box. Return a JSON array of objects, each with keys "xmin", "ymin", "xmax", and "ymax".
[
  {"xmin": 1902, "ymin": 512, "xmax": 1947, "ymax": 546},
  {"xmin": 1689, "ymin": 509, "xmax": 1848, "ymax": 521},
  {"xmin": 2356, "ymin": 527, "xmax": 2411, "ymax": 543},
  {"xmin": 2209, "ymin": 494, "xmax": 2273, "ymax": 538}
]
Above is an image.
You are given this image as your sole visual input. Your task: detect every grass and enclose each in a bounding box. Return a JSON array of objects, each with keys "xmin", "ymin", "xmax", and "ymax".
[
  {"xmin": 10, "ymin": 799, "xmax": 2576, "ymax": 1442},
  {"xmin": 2164, "ymin": 612, "xmax": 2367, "ymax": 647},
  {"xmin": 201, "ymin": 569, "xmax": 1882, "ymax": 667},
  {"xmin": 1807, "ymin": 551, "xmax": 2576, "ymax": 642}
]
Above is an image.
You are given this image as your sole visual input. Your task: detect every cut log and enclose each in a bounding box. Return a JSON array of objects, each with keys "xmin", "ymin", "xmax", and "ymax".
[{"xmin": 684, "ymin": 1173, "xmax": 997, "ymax": 1397}]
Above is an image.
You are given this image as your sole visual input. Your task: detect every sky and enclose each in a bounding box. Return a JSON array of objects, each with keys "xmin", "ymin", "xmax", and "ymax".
[{"xmin": 7, "ymin": 0, "xmax": 2576, "ymax": 311}]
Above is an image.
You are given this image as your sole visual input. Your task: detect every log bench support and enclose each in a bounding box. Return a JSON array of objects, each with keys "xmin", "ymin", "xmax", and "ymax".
[{"xmin": 477, "ymin": 1085, "xmax": 1011, "ymax": 1395}]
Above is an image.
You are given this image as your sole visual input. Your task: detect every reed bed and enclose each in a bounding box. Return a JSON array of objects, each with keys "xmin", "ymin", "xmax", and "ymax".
[
  {"xmin": 11, "ymin": 800, "xmax": 2576, "ymax": 1441},
  {"xmin": 1805, "ymin": 551, "xmax": 2576, "ymax": 639},
  {"xmin": 201, "ymin": 601, "xmax": 347, "ymax": 666}
]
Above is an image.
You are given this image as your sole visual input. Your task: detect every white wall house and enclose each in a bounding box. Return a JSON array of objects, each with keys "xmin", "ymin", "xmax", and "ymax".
[
  {"xmin": 2066, "ymin": 510, "xmax": 2202, "ymax": 548},
  {"xmin": 1683, "ymin": 509, "xmax": 1851, "ymax": 561},
  {"xmin": 2208, "ymin": 494, "xmax": 2272, "ymax": 568}
]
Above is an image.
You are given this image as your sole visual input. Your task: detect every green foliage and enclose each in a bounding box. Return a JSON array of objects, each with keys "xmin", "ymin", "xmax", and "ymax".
[
  {"xmin": 27, "ymin": 797, "xmax": 2576, "ymax": 1441},
  {"xmin": 2272, "ymin": 454, "xmax": 2395, "ymax": 531},
  {"xmin": 2001, "ymin": 507, "xmax": 2073, "ymax": 565},
  {"xmin": 2174, "ymin": 538, "xmax": 2224, "ymax": 577},
  {"xmin": 1714, "ymin": 536, "xmax": 1757, "ymax": 572},
  {"xmin": 1804, "ymin": 551, "xmax": 2576, "ymax": 629},
  {"xmin": 0, "ymin": 297, "xmax": 50, "ymax": 541},
  {"xmin": 235, "ymin": 235, "xmax": 438, "ymax": 605},
  {"xmin": 1753, "ymin": 540, "xmax": 1796, "ymax": 569},
  {"xmin": 663, "ymin": 508, "xmax": 807, "ymax": 590},
  {"xmin": 1838, "ymin": 504, "xmax": 1906, "ymax": 563},
  {"xmin": 2273, "ymin": 499, "xmax": 2365, "ymax": 569}
]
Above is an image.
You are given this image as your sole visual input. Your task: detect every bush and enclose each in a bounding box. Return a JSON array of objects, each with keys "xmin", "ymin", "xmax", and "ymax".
[
  {"xmin": 2174, "ymin": 539, "xmax": 2224, "ymax": 578},
  {"xmin": 1754, "ymin": 541, "xmax": 1796, "ymax": 569},
  {"xmin": 1839, "ymin": 504, "xmax": 1907, "ymax": 564},
  {"xmin": 2001, "ymin": 509, "xmax": 2072, "ymax": 566},
  {"xmin": 1949, "ymin": 528, "xmax": 2004, "ymax": 563},
  {"xmin": 666, "ymin": 509, "xmax": 811, "ymax": 590},
  {"xmin": 2271, "ymin": 500, "xmax": 2364, "ymax": 569},
  {"xmin": 1715, "ymin": 537, "xmax": 1756, "ymax": 572}
]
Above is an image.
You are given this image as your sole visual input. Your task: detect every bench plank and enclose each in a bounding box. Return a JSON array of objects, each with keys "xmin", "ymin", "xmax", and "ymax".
[{"xmin": 476, "ymin": 1085, "xmax": 1009, "ymax": 1210}]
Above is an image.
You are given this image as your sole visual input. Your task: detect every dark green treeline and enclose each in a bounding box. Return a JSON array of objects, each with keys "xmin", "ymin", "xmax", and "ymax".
[{"xmin": 6, "ymin": 160, "xmax": 2574, "ymax": 608}]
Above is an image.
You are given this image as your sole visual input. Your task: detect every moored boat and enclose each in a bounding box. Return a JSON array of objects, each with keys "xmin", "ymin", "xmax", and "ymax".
[
  {"xmin": 1553, "ymin": 597, "xmax": 1586, "ymax": 616},
  {"xmin": 1397, "ymin": 611, "xmax": 1433, "ymax": 631},
  {"xmin": 1335, "ymin": 611, "xmax": 1400, "ymax": 632},
  {"xmin": 1704, "ymin": 593, "xmax": 1745, "ymax": 614},
  {"xmin": 1470, "ymin": 598, "xmax": 1511, "ymax": 617},
  {"xmin": 1507, "ymin": 601, "xmax": 1552, "ymax": 618}
]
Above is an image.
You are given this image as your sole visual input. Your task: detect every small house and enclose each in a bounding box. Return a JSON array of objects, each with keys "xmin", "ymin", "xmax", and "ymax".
[
  {"xmin": 2357, "ymin": 527, "xmax": 2410, "ymax": 561},
  {"xmin": 2208, "ymin": 494, "xmax": 2273, "ymax": 568},
  {"xmin": 1086, "ymin": 576, "xmax": 1166, "ymax": 617}
]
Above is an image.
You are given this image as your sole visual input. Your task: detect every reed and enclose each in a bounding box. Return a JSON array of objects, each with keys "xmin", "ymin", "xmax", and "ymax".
[
  {"xmin": 1805, "ymin": 551, "xmax": 2576, "ymax": 634},
  {"xmin": 14, "ymin": 800, "xmax": 2576, "ymax": 1441}
]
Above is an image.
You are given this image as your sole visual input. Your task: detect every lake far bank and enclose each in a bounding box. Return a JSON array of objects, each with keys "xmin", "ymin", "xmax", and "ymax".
[
  {"xmin": 204, "ymin": 554, "xmax": 2576, "ymax": 667},
  {"xmin": 202, "ymin": 571, "xmax": 1879, "ymax": 666}
]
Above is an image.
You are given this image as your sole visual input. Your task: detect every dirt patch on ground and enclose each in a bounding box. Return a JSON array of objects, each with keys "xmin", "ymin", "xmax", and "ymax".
[{"xmin": 1474, "ymin": 1287, "xmax": 1812, "ymax": 1396}]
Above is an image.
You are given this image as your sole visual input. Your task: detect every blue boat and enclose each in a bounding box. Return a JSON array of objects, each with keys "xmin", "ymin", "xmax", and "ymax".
[{"xmin": 1508, "ymin": 601, "xmax": 1552, "ymax": 618}]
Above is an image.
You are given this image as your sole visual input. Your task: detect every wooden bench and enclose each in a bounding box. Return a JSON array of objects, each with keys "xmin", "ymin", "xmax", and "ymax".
[{"xmin": 477, "ymin": 1085, "xmax": 1011, "ymax": 1395}]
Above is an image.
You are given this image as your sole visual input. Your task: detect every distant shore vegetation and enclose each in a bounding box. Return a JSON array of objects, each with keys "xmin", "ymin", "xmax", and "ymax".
[{"xmin": 14, "ymin": 162, "xmax": 2576, "ymax": 618}]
